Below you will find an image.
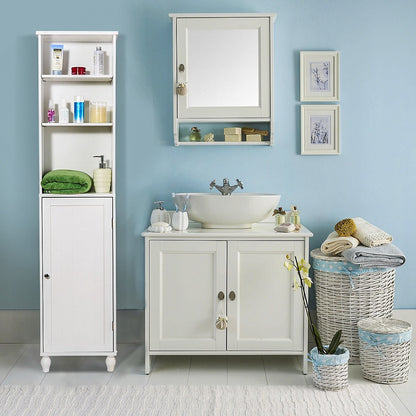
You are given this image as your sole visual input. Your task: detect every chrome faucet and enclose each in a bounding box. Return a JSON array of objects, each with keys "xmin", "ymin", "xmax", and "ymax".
[{"xmin": 209, "ymin": 178, "xmax": 243, "ymax": 195}]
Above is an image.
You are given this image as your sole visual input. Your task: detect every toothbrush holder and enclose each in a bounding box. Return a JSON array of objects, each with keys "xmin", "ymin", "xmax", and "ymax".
[{"xmin": 172, "ymin": 211, "xmax": 189, "ymax": 231}]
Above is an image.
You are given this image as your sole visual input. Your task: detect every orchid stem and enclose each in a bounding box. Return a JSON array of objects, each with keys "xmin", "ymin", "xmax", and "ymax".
[{"xmin": 293, "ymin": 256, "xmax": 319, "ymax": 350}]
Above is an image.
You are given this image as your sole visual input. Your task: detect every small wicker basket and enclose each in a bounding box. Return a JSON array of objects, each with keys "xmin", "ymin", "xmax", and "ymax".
[
  {"xmin": 310, "ymin": 346, "xmax": 350, "ymax": 390},
  {"xmin": 311, "ymin": 249, "xmax": 395, "ymax": 364},
  {"xmin": 358, "ymin": 317, "xmax": 412, "ymax": 384}
]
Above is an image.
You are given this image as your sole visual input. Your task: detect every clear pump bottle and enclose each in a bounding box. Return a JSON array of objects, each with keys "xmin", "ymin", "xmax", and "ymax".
[{"xmin": 93, "ymin": 46, "xmax": 105, "ymax": 75}]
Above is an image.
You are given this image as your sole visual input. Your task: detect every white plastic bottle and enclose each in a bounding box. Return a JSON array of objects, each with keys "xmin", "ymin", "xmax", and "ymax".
[
  {"xmin": 93, "ymin": 46, "xmax": 105, "ymax": 75},
  {"xmin": 58, "ymin": 99, "xmax": 69, "ymax": 124}
]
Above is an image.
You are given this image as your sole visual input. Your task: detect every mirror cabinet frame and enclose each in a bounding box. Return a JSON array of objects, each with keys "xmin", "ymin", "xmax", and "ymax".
[{"xmin": 170, "ymin": 13, "xmax": 277, "ymax": 146}]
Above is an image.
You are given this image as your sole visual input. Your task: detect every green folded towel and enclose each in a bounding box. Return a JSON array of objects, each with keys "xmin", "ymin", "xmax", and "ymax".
[{"xmin": 41, "ymin": 169, "xmax": 92, "ymax": 194}]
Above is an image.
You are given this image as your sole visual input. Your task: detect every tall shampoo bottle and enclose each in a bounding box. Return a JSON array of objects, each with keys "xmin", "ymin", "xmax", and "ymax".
[{"xmin": 93, "ymin": 155, "xmax": 112, "ymax": 193}]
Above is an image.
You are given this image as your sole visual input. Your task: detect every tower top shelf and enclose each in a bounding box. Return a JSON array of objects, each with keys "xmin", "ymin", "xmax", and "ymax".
[{"xmin": 36, "ymin": 31, "xmax": 118, "ymax": 42}]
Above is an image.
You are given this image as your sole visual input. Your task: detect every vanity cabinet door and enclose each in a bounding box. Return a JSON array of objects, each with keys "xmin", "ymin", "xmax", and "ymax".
[
  {"xmin": 42, "ymin": 198, "xmax": 114, "ymax": 354},
  {"xmin": 227, "ymin": 241, "xmax": 304, "ymax": 351},
  {"xmin": 176, "ymin": 17, "xmax": 271, "ymax": 119},
  {"xmin": 149, "ymin": 240, "xmax": 227, "ymax": 351}
]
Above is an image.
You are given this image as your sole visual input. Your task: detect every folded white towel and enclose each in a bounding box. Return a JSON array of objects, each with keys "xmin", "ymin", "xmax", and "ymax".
[
  {"xmin": 321, "ymin": 231, "xmax": 359, "ymax": 255},
  {"xmin": 352, "ymin": 217, "xmax": 393, "ymax": 247}
]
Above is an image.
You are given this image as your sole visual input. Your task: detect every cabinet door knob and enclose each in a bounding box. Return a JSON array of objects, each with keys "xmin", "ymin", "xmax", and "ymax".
[
  {"xmin": 44, "ymin": 274, "xmax": 50, "ymax": 279},
  {"xmin": 217, "ymin": 291, "xmax": 225, "ymax": 300},
  {"xmin": 229, "ymin": 291, "xmax": 236, "ymax": 301}
]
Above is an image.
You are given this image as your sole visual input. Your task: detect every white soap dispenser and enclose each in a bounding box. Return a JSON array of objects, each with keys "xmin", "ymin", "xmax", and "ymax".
[
  {"xmin": 93, "ymin": 155, "xmax": 112, "ymax": 193},
  {"xmin": 150, "ymin": 201, "xmax": 170, "ymax": 225}
]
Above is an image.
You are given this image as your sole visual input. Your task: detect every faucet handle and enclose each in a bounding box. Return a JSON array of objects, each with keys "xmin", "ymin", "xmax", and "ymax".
[
  {"xmin": 209, "ymin": 180, "xmax": 216, "ymax": 189},
  {"xmin": 236, "ymin": 179, "xmax": 243, "ymax": 189}
]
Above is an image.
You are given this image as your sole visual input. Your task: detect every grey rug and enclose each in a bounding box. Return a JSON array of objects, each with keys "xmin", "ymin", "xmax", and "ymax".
[{"xmin": 0, "ymin": 384, "xmax": 399, "ymax": 416}]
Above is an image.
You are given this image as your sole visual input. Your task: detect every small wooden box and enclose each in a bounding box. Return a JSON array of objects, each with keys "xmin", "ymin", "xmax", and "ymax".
[
  {"xmin": 246, "ymin": 134, "xmax": 262, "ymax": 142},
  {"xmin": 224, "ymin": 127, "xmax": 242, "ymax": 135},
  {"xmin": 224, "ymin": 134, "xmax": 242, "ymax": 142}
]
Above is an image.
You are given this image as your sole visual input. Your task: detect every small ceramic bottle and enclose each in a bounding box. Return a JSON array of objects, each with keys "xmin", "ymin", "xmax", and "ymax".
[
  {"xmin": 273, "ymin": 207, "xmax": 286, "ymax": 225},
  {"xmin": 189, "ymin": 127, "xmax": 201, "ymax": 142},
  {"xmin": 290, "ymin": 205, "xmax": 301, "ymax": 231}
]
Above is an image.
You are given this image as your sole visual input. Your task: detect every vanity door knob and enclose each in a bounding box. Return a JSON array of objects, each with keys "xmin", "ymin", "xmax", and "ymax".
[
  {"xmin": 44, "ymin": 274, "xmax": 51, "ymax": 279},
  {"xmin": 229, "ymin": 291, "xmax": 236, "ymax": 301},
  {"xmin": 218, "ymin": 291, "xmax": 225, "ymax": 300}
]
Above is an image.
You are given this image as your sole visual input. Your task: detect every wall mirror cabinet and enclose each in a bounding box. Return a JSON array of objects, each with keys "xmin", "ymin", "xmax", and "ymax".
[{"xmin": 170, "ymin": 13, "xmax": 276, "ymax": 146}]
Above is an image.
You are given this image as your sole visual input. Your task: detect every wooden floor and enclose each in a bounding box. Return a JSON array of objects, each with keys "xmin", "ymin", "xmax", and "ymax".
[{"xmin": 0, "ymin": 310, "xmax": 415, "ymax": 415}]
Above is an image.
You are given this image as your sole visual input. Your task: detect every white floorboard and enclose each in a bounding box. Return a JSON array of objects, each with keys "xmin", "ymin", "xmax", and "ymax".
[
  {"xmin": 187, "ymin": 356, "xmax": 228, "ymax": 385},
  {"xmin": 0, "ymin": 310, "xmax": 414, "ymax": 415}
]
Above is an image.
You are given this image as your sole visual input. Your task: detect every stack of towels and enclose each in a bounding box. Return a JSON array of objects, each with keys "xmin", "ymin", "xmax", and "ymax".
[{"xmin": 321, "ymin": 217, "xmax": 406, "ymax": 268}]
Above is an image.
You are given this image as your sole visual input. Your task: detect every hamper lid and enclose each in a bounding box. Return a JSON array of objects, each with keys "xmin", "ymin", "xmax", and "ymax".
[
  {"xmin": 357, "ymin": 317, "xmax": 412, "ymax": 334},
  {"xmin": 311, "ymin": 248, "xmax": 345, "ymax": 262}
]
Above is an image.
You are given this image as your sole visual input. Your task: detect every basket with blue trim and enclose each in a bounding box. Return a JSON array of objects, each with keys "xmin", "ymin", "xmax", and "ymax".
[
  {"xmin": 309, "ymin": 346, "xmax": 350, "ymax": 390},
  {"xmin": 358, "ymin": 317, "xmax": 412, "ymax": 384},
  {"xmin": 311, "ymin": 249, "xmax": 396, "ymax": 364}
]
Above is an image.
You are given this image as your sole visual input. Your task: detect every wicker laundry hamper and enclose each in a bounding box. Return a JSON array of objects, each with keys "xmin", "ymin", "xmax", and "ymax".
[
  {"xmin": 311, "ymin": 249, "xmax": 395, "ymax": 364},
  {"xmin": 358, "ymin": 317, "xmax": 412, "ymax": 384}
]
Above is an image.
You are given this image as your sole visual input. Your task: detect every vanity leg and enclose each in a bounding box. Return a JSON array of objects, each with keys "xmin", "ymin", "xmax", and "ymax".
[
  {"xmin": 41, "ymin": 356, "xmax": 51, "ymax": 373},
  {"xmin": 105, "ymin": 356, "xmax": 116, "ymax": 372},
  {"xmin": 145, "ymin": 353, "xmax": 152, "ymax": 375},
  {"xmin": 302, "ymin": 353, "xmax": 308, "ymax": 375}
]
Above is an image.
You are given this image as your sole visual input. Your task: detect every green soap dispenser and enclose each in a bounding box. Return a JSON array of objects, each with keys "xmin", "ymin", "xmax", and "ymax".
[{"xmin": 93, "ymin": 155, "xmax": 112, "ymax": 193}]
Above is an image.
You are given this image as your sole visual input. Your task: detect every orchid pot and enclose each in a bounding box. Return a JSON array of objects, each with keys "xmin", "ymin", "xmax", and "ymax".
[{"xmin": 309, "ymin": 346, "xmax": 350, "ymax": 391}]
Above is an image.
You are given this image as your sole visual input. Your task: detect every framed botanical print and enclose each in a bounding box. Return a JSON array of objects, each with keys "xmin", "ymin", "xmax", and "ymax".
[
  {"xmin": 300, "ymin": 51, "xmax": 339, "ymax": 101},
  {"xmin": 301, "ymin": 105, "xmax": 340, "ymax": 155}
]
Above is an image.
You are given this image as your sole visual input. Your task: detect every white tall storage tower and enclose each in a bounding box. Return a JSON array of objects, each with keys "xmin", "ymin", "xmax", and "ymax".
[{"xmin": 37, "ymin": 31, "xmax": 118, "ymax": 372}]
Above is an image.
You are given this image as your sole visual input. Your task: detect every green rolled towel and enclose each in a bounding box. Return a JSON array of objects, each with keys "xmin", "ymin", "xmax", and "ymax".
[{"xmin": 41, "ymin": 169, "xmax": 92, "ymax": 194}]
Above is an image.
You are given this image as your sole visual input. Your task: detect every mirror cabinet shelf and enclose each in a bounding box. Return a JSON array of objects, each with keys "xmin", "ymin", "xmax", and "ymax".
[
  {"xmin": 170, "ymin": 13, "xmax": 276, "ymax": 147},
  {"xmin": 177, "ymin": 120, "xmax": 272, "ymax": 145}
]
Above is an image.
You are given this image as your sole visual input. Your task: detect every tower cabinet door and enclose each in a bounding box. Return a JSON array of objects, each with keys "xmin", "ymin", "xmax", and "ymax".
[
  {"xmin": 42, "ymin": 198, "xmax": 113, "ymax": 354},
  {"xmin": 227, "ymin": 240, "xmax": 304, "ymax": 351},
  {"xmin": 149, "ymin": 240, "xmax": 227, "ymax": 351}
]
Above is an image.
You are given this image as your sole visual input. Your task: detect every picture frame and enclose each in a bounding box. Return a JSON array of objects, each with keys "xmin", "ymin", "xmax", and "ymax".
[
  {"xmin": 301, "ymin": 105, "xmax": 340, "ymax": 155},
  {"xmin": 300, "ymin": 51, "xmax": 339, "ymax": 101}
]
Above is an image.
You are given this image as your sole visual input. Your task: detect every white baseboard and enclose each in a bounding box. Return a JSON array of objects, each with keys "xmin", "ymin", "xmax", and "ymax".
[
  {"xmin": 0, "ymin": 309, "xmax": 414, "ymax": 344},
  {"xmin": 0, "ymin": 310, "xmax": 144, "ymax": 344}
]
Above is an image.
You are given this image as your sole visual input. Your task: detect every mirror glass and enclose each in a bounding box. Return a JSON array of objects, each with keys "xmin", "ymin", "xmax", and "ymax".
[{"xmin": 187, "ymin": 29, "xmax": 259, "ymax": 108}]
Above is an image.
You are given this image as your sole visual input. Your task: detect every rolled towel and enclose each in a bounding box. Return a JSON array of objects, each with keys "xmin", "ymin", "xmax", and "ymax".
[
  {"xmin": 321, "ymin": 231, "xmax": 359, "ymax": 255},
  {"xmin": 342, "ymin": 243, "xmax": 405, "ymax": 268},
  {"xmin": 41, "ymin": 169, "xmax": 92, "ymax": 194},
  {"xmin": 352, "ymin": 217, "xmax": 393, "ymax": 247}
]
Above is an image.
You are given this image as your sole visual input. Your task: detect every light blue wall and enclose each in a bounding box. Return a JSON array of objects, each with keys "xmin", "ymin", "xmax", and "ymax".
[{"xmin": 1, "ymin": 0, "xmax": 415, "ymax": 309}]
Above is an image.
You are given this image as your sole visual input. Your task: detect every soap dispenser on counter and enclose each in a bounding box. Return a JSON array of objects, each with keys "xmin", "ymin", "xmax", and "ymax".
[
  {"xmin": 93, "ymin": 155, "xmax": 112, "ymax": 193},
  {"xmin": 150, "ymin": 201, "xmax": 171, "ymax": 225}
]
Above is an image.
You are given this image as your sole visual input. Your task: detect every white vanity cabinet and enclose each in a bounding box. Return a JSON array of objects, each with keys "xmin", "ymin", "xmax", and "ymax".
[
  {"xmin": 143, "ymin": 225, "xmax": 313, "ymax": 374},
  {"xmin": 37, "ymin": 31, "xmax": 118, "ymax": 372},
  {"xmin": 170, "ymin": 13, "xmax": 276, "ymax": 146}
]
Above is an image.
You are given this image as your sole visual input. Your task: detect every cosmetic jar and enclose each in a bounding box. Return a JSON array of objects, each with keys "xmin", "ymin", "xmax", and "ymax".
[{"xmin": 71, "ymin": 66, "xmax": 86, "ymax": 75}]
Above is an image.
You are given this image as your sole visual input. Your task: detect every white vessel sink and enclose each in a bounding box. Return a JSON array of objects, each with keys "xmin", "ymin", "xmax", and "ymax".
[{"xmin": 173, "ymin": 193, "xmax": 281, "ymax": 229}]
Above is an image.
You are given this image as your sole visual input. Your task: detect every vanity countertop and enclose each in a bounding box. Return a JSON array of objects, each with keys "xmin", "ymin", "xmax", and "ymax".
[{"xmin": 142, "ymin": 223, "xmax": 313, "ymax": 239}]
